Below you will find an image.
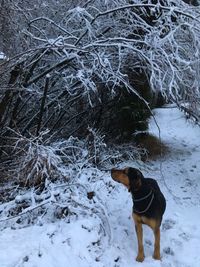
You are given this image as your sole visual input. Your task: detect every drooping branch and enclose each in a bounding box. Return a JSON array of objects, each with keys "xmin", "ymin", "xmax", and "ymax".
[
  {"xmin": 36, "ymin": 75, "xmax": 50, "ymax": 136},
  {"xmin": 74, "ymin": 3, "xmax": 200, "ymax": 47}
]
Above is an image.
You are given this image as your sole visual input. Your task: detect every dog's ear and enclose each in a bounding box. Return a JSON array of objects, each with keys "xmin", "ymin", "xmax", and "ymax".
[
  {"xmin": 128, "ymin": 168, "xmax": 144, "ymax": 180},
  {"xmin": 136, "ymin": 169, "xmax": 144, "ymax": 180},
  {"xmin": 128, "ymin": 168, "xmax": 144, "ymax": 191}
]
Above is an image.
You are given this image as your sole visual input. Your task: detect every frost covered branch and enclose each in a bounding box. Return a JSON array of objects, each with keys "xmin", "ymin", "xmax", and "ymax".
[{"xmin": 1, "ymin": 0, "xmax": 200, "ymax": 191}]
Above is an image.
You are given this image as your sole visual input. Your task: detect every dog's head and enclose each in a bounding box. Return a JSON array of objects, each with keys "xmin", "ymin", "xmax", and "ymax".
[{"xmin": 111, "ymin": 167, "xmax": 144, "ymax": 192}]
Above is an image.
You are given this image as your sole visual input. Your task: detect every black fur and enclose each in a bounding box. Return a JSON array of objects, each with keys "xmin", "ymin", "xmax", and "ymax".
[{"xmin": 128, "ymin": 168, "xmax": 166, "ymax": 225}]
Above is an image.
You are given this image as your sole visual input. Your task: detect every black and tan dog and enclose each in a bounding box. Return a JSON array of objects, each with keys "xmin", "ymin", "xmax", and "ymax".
[{"xmin": 111, "ymin": 167, "xmax": 166, "ymax": 262}]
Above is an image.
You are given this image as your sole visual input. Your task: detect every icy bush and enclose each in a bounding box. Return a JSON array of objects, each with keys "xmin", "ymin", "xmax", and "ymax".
[{"xmin": 0, "ymin": 128, "xmax": 143, "ymax": 231}]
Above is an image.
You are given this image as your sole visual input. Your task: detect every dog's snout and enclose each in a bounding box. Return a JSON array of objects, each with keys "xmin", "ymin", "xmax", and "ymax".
[
  {"xmin": 111, "ymin": 168, "xmax": 118, "ymax": 175},
  {"xmin": 111, "ymin": 168, "xmax": 118, "ymax": 181}
]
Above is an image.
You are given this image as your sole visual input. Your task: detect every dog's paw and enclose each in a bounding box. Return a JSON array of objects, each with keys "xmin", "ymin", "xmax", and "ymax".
[
  {"xmin": 136, "ymin": 254, "xmax": 145, "ymax": 262},
  {"xmin": 153, "ymin": 252, "xmax": 161, "ymax": 260}
]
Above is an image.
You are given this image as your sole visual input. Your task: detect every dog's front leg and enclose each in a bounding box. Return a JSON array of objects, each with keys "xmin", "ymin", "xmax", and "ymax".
[
  {"xmin": 135, "ymin": 223, "xmax": 145, "ymax": 262},
  {"xmin": 133, "ymin": 214, "xmax": 145, "ymax": 262}
]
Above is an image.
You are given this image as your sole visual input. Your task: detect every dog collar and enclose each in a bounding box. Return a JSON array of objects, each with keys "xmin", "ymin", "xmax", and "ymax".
[
  {"xmin": 133, "ymin": 192, "xmax": 154, "ymax": 214},
  {"xmin": 132, "ymin": 190, "xmax": 153, "ymax": 202}
]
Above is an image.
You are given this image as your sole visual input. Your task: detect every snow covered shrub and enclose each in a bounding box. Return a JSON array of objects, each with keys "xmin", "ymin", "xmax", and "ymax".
[
  {"xmin": 0, "ymin": 134, "xmax": 143, "ymax": 232},
  {"xmin": 1, "ymin": 0, "xmax": 200, "ymax": 188},
  {"xmin": 53, "ymin": 132, "xmax": 143, "ymax": 169},
  {"xmin": 0, "ymin": 1, "xmax": 164, "ymax": 141},
  {"xmin": 53, "ymin": 137, "xmax": 89, "ymax": 167},
  {"xmin": 16, "ymin": 135, "xmax": 62, "ymax": 188},
  {"xmin": 85, "ymin": 127, "xmax": 107, "ymax": 164}
]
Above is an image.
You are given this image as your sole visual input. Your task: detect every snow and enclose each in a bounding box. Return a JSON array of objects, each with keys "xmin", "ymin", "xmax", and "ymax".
[
  {"xmin": 1, "ymin": 106, "xmax": 200, "ymax": 267},
  {"xmin": 0, "ymin": 52, "xmax": 6, "ymax": 60}
]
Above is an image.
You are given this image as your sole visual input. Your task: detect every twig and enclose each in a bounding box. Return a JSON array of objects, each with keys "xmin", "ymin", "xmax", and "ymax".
[
  {"xmin": 36, "ymin": 75, "xmax": 50, "ymax": 136},
  {"xmin": 0, "ymin": 199, "xmax": 53, "ymax": 223}
]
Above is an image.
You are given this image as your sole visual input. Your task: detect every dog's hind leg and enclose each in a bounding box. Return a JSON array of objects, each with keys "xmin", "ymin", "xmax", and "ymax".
[{"xmin": 153, "ymin": 227, "xmax": 161, "ymax": 260}]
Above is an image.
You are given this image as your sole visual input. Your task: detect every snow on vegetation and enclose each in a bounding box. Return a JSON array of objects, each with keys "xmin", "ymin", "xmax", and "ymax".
[
  {"xmin": 1, "ymin": 106, "xmax": 200, "ymax": 267},
  {"xmin": 1, "ymin": 1, "xmax": 200, "ymax": 266}
]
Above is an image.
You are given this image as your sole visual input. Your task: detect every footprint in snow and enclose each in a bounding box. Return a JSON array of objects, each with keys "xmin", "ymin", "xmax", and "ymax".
[
  {"xmin": 163, "ymin": 246, "xmax": 174, "ymax": 256},
  {"xmin": 179, "ymin": 232, "xmax": 190, "ymax": 241},
  {"xmin": 162, "ymin": 219, "xmax": 176, "ymax": 231},
  {"xmin": 145, "ymin": 239, "xmax": 152, "ymax": 246}
]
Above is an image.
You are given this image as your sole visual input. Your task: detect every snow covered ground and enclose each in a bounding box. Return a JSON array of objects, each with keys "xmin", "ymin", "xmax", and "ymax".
[{"xmin": 1, "ymin": 106, "xmax": 200, "ymax": 267}]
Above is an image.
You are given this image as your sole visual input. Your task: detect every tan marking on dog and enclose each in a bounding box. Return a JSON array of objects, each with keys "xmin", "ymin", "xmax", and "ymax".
[
  {"xmin": 133, "ymin": 213, "xmax": 144, "ymax": 262},
  {"xmin": 111, "ymin": 169, "xmax": 130, "ymax": 188}
]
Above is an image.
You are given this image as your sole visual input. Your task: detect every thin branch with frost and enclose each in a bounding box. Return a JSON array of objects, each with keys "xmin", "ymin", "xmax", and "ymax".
[
  {"xmin": 1, "ymin": 0, "xmax": 200, "ymax": 189},
  {"xmin": 29, "ymin": 17, "xmax": 73, "ymax": 36},
  {"xmin": 0, "ymin": 199, "xmax": 53, "ymax": 223},
  {"xmin": 74, "ymin": 3, "xmax": 200, "ymax": 46}
]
